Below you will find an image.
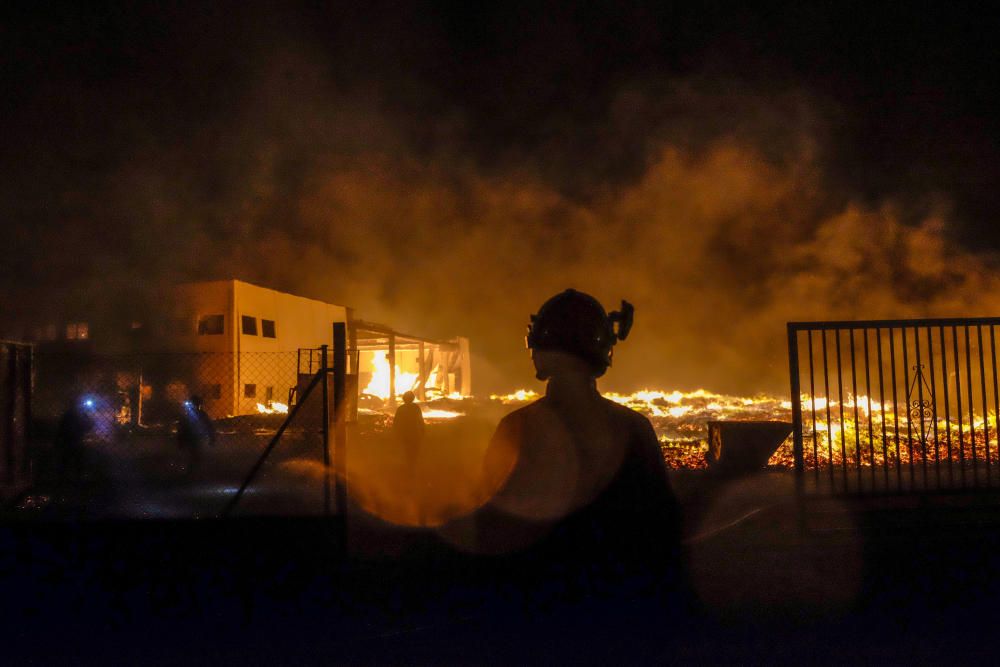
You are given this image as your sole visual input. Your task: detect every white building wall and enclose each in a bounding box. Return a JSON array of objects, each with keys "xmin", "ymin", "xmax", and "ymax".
[
  {"xmin": 164, "ymin": 280, "xmax": 349, "ymax": 417},
  {"xmin": 232, "ymin": 280, "xmax": 348, "ymax": 415}
]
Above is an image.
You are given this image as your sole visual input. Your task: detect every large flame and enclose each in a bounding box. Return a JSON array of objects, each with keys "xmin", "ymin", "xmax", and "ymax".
[
  {"xmin": 363, "ymin": 350, "xmax": 419, "ymax": 399},
  {"xmin": 421, "ymin": 408, "xmax": 465, "ymax": 420},
  {"xmin": 256, "ymin": 401, "xmax": 289, "ymax": 415}
]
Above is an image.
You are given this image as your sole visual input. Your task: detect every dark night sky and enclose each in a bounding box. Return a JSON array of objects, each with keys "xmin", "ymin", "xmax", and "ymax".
[{"xmin": 4, "ymin": 2, "xmax": 1000, "ymax": 393}]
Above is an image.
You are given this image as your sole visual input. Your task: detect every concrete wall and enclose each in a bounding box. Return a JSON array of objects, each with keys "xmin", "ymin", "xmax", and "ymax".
[
  {"xmin": 167, "ymin": 281, "xmax": 236, "ymax": 353},
  {"xmin": 232, "ymin": 281, "xmax": 347, "ymax": 353},
  {"xmin": 232, "ymin": 281, "xmax": 347, "ymax": 415},
  {"xmin": 162, "ymin": 281, "xmax": 238, "ymax": 416},
  {"xmin": 457, "ymin": 336, "xmax": 472, "ymax": 396}
]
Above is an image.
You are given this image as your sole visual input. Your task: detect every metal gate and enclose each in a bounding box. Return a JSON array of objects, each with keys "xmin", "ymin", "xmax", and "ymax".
[{"xmin": 788, "ymin": 318, "xmax": 1000, "ymax": 497}]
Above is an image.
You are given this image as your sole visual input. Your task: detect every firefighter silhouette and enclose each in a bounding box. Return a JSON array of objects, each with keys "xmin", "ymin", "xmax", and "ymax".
[
  {"xmin": 477, "ymin": 289, "xmax": 681, "ymax": 595},
  {"xmin": 393, "ymin": 390, "xmax": 425, "ymax": 469},
  {"xmin": 54, "ymin": 398, "xmax": 95, "ymax": 485},
  {"xmin": 177, "ymin": 395, "xmax": 216, "ymax": 477}
]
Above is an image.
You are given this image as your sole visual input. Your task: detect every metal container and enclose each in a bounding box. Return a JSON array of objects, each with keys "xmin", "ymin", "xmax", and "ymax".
[{"xmin": 706, "ymin": 420, "xmax": 793, "ymax": 476}]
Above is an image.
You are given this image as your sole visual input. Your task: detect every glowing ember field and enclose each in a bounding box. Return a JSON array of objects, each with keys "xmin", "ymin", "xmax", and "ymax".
[
  {"xmin": 350, "ymin": 355, "xmax": 800, "ymax": 467},
  {"xmin": 492, "ymin": 389, "xmax": 795, "ymax": 469},
  {"xmin": 354, "ymin": 386, "xmax": 793, "ymax": 468},
  {"xmin": 273, "ymin": 351, "xmax": 1000, "ymax": 472},
  {"xmin": 391, "ymin": 389, "xmax": 1000, "ymax": 471}
]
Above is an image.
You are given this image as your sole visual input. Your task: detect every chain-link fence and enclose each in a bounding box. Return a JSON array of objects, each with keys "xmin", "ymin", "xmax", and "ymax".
[
  {"xmin": 19, "ymin": 347, "xmax": 501, "ymax": 527},
  {"xmin": 27, "ymin": 350, "xmax": 330, "ymax": 518}
]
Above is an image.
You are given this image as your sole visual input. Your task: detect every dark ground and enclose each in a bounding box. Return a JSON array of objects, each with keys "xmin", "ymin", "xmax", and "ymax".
[{"xmin": 5, "ymin": 433, "xmax": 1000, "ymax": 663}]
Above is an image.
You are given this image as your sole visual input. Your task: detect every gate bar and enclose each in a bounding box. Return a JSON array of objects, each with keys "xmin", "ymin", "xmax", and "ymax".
[
  {"xmin": 953, "ymin": 326, "xmax": 966, "ymax": 487},
  {"xmin": 914, "ymin": 327, "xmax": 927, "ymax": 485},
  {"xmin": 850, "ymin": 330, "xmax": 862, "ymax": 487},
  {"xmin": 822, "ymin": 331, "xmax": 834, "ymax": 487},
  {"xmin": 889, "ymin": 329, "xmax": 902, "ymax": 488},
  {"xmin": 876, "ymin": 328, "xmax": 889, "ymax": 487},
  {"xmin": 927, "ymin": 327, "xmax": 941, "ymax": 489},
  {"xmin": 977, "ymin": 326, "xmax": 990, "ymax": 487},
  {"xmin": 992, "ymin": 326, "xmax": 1000, "ymax": 486},
  {"xmin": 835, "ymin": 330, "xmax": 847, "ymax": 489},
  {"xmin": 902, "ymin": 327, "xmax": 914, "ymax": 489},
  {"xmin": 808, "ymin": 331, "xmax": 819, "ymax": 479},
  {"xmin": 941, "ymin": 327, "xmax": 954, "ymax": 485},
  {"xmin": 863, "ymin": 330, "xmax": 876, "ymax": 488},
  {"xmin": 787, "ymin": 325, "xmax": 804, "ymax": 525},
  {"xmin": 966, "ymin": 327, "xmax": 978, "ymax": 483}
]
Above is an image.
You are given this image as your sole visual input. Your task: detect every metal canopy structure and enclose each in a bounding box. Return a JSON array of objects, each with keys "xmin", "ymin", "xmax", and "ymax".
[{"xmin": 349, "ymin": 319, "xmax": 471, "ymax": 405}]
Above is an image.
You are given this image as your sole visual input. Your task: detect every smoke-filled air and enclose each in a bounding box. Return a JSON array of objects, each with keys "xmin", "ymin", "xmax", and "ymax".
[{"xmin": 4, "ymin": 40, "xmax": 1000, "ymax": 397}]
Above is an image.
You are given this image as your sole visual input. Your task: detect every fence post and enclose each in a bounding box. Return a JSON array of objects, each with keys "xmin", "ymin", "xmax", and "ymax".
[
  {"xmin": 4, "ymin": 345, "xmax": 16, "ymax": 485},
  {"xmin": 333, "ymin": 323, "xmax": 348, "ymax": 551},
  {"xmin": 22, "ymin": 345, "xmax": 32, "ymax": 482},
  {"xmin": 321, "ymin": 344, "xmax": 331, "ymax": 518},
  {"xmin": 388, "ymin": 333, "xmax": 396, "ymax": 409},
  {"xmin": 788, "ymin": 324, "xmax": 805, "ymax": 531}
]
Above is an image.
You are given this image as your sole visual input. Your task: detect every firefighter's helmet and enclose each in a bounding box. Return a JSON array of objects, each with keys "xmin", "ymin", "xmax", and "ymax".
[{"xmin": 526, "ymin": 289, "xmax": 634, "ymax": 376}]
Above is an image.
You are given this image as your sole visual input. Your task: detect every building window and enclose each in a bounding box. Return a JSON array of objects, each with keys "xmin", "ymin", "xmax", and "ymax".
[
  {"xmin": 261, "ymin": 319, "xmax": 276, "ymax": 338},
  {"xmin": 66, "ymin": 322, "xmax": 89, "ymax": 340},
  {"xmin": 241, "ymin": 315, "xmax": 258, "ymax": 336},
  {"xmin": 244, "ymin": 383, "xmax": 256, "ymax": 398},
  {"xmin": 204, "ymin": 384, "xmax": 221, "ymax": 400},
  {"xmin": 198, "ymin": 314, "xmax": 224, "ymax": 335}
]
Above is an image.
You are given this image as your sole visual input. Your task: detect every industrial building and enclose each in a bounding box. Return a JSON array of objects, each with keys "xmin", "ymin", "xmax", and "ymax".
[
  {"xmin": 162, "ymin": 280, "xmax": 351, "ymax": 417},
  {"xmin": 14, "ymin": 279, "xmax": 472, "ymax": 421},
  {"xmin": 164, "ymin": 280, "xmax": 471, "ymax": 417}
]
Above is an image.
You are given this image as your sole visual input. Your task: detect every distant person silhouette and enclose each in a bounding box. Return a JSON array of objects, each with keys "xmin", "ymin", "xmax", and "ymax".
[
  {"xmin": 177, "ymin": 395, "xmax": 216, "ymax": 477},
  {"xmin": 477, "ymin": 289, "xmax": 681, "ymax": 605},
  {"xmin": 393, "ymin": 390, "xmax": 425, "ymax": 471},
  {"xmin": 55, "ymin": 398, "xmax": 94, "ymax": 485}
]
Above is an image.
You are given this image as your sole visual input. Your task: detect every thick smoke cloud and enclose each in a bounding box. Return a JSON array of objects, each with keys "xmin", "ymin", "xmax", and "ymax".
[
  {"xmin": 279, "ymin": 134, "xmax": 1000, "ymax": 395},
  {"xmin": 4, "ymin": 23, "xmax": 999, "ymax": 395}
]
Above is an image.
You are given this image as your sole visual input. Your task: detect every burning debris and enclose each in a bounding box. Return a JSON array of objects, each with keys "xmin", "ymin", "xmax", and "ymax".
[
  {"xmin": 255, "ymin": 402, "xmax": 289, "ymax": 415},
  {"xmin": 477, "ymin": 385, "xmax": 1000, "ymax": 472},
  {"xmin": 492, "ymin": 388, "xmax": 794, "ymax": 469},
  {"xmin": 353, "ymin": 320, "xmax": 471, "ymax": 404},
  {"xmin": 363, "ymin": 350, "xmax": 420, "ymax": 399}
]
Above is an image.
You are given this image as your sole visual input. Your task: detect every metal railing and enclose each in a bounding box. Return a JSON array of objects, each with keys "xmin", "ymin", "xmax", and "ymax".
[{"xmin": 788, "ymin": 318, "xmax": 1000, "ymax": 497}]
